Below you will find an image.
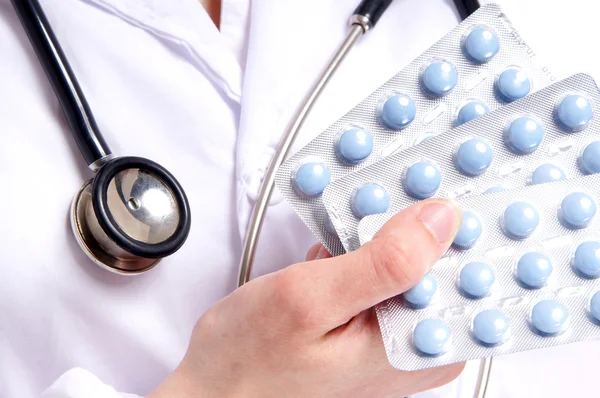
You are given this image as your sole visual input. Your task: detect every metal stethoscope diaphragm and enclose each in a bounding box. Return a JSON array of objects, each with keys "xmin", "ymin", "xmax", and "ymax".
[
  {"xmin": 12, "ymin": 0, "xmax": 191, "ymax": 274},
  {"xmin": 71, "ymin": 157, "xmax": 191, "ymax": 274}
]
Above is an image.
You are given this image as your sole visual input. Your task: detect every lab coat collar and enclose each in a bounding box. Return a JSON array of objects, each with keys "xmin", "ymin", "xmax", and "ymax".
[{"xmin": 80, "ymin": 0, "xmax": 244, "ymax": 103}]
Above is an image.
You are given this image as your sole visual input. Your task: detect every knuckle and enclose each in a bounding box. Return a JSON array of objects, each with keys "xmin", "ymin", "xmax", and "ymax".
[
  {"xmin": 193, "ymin": 307, "xmax": 219, "ymax": 339},
  {"xmin": 368, "ymin": 235, "xmax": 424, "ymax": 289},
  {"xmin": 272, "ymin": 269, "xmax": 321, "ymax": 329}
]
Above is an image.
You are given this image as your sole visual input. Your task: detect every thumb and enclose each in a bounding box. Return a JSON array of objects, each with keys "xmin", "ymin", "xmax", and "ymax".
[{"xmin": 283, "ymin": 198, "xmax": 462, "ymax": 331}]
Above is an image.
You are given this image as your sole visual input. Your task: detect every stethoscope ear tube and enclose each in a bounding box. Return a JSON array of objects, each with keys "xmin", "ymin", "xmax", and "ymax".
[
  {"xmin": 352, "ymin": 0, "xmax": 394, "ymax": 31},
  {"xmin": 11, "ymin": 0, "xmax": 112, "ymax": 170}
]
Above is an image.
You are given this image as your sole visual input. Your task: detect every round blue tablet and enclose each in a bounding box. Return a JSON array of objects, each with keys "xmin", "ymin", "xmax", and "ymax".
[
  {"xmin": 530, "ymin": 300, "xmax": 569, "ymax": 336},
  {"xmin": 472, "ymin": 309, "xmax": 511, "ymax": 346},
  {"xmin": 403, "ymin": 160, "xmax": 442, "ymax": 200},
  {"xmin": 413, "ymin": 319, "xmax": 451, "ymax": 356},
  {"xmin": 516, "ymin": 252, "xmax": 553, "ymax": 289},
  {"xmin": 454, "ymin": 138, "xmax": 493, "ymax": 176},
  {"xmin": 589, "ymin": 291, "xmax": 600, "ymax": 323},
  {"xmin": 351, "ymin": 184, "xmax": 390, "ymax": 219},
  {"xmin": 579, "ymin": 141, "xmax": 600, "ymax": 175},
  {"xmin": 335, "ymin": 128, "xmax": 374, "ymax": 164},
  {"xmin": 572, "ymin": 241, "xmax": 600, "ymax": 279},
  {"xmin": 421, "ymin": 60, "xmax": 458, "ymax": 97},
  {"xmin": 456, "ymin": 100, "xmax": 489, "ymax": 126},
  {"xmin": 496, "ymin": 67, "xmax": 532, "ymax": 102},
  {"xmin": 504, "ymin": 116, "xmax": 544, "ymax": 155},
  {"xmin": 463, "ymin": 25, "xmax": 500, "ymax": 63},
  {"xmin": 453, "ymin": 210, "xmax": 483, "ymax": 250},
  {"xmin": 502, "ymin": 201, "xmax": 539, "ymax": 240},
  {"xmin": 555, "ymin": 94, "xmax": 594, "ymax": 132},
  {"xmin": 559, "ymin": 192, "xmax": 597, "ymax": 229},
  {"xmin": 292, "ymin": 161, "xmax": 331, "ymax": 198},
  {"xmin": 379, "ymin": 93, "xmax": 417, "ymax": 130},
  {"xmin": 483, "ymin": 185, "xmax": 507, "ymax": 194},
  {"xmin": 530, "ymin": 163, "xmax": 566, "ymax": 185},
  {"xmin": 459, "ymin": 262, "xmax": 495, "ymax": 299},
  {"xmin": 403, "ymin": 273, "xmax": 438, "ymax": 308}
]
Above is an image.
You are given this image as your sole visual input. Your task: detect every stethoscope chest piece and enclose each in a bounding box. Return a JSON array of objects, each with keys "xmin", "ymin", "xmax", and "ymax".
[{"xmin": 71, "ymin": 156, "xmax": 191, "ymax": 275}]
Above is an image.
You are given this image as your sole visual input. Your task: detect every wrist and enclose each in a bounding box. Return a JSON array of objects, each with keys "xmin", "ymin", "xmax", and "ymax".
[{"xmin": 147, "ymin": 365, "xmax": 196, "ymax": 398}]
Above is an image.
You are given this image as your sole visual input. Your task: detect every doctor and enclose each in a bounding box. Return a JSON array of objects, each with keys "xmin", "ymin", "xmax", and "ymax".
[{"xmin": 1, "ymin": 0, "xmax": 600, "ymax": 397}]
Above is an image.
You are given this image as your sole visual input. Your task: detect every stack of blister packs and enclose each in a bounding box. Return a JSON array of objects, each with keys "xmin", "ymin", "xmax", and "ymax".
[{"xmin": 275, "ymin": 3, "xmax": 600, "ymax": 371}]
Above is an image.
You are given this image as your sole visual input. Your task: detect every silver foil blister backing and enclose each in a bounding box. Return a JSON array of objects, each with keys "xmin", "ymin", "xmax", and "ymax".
[
  {"xmin": 323, "ymin": 74, "xmax": 599, "ymax": 253},
  {"xmin": 274, "ymin": 3, "xmax": 554, "ymax": 256},
  {"xmin": 357, "ymin": 173, "xmax": 600, "ymax": 371}
]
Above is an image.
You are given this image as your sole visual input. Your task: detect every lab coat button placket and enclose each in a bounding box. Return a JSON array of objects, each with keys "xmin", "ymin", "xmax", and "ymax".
[{"xmin": 245, "ymin": 147, "xmax": 284, "ymax": 205}]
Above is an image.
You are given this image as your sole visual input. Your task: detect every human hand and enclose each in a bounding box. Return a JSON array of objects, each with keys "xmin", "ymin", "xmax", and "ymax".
[{"xmin": 149, "ymin": 198, "xmax": 464, "ymax": 398}]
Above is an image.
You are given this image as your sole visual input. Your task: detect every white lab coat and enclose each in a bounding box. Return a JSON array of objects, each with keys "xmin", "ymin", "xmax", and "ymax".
[{"xmin": 1, "ymin": 0, "xmax": 599, "ymax": 397}]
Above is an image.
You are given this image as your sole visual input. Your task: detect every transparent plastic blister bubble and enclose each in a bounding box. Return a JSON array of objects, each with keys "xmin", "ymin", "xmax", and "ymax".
[
  {"xmin": 355, "ymin": 174, "xmax": 600, "ymax": 371},
  {"xmin": 274, "ymin": 3, "xmax": 554, "ymax": 256},
  {"xmin": 323, "ymin": 74, "xmax": 599, "ymax": 253}
]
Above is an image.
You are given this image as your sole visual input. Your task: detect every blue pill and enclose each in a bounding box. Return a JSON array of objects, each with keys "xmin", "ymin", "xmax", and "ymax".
[
  {"xmin": 403, "ymin": 160, "xmax": 442, "ymax": 200},
  {"xmin": 453, "ymin": 210, "xmax": 483, "ymax": 250},
  {"xmin": 421, "ymin": 60, "xmax": 458, "ymax": 97},
  {"xmin": 335, "ymin": 128, "xmax": 374, "ymax": 164},
  {"xmin": 559, "ymin": 192, "xmax": 597, "ymax": 229},
  {"xmin": 579, "ymin": 141, "xmax": 600, "ymax": 175},
  {"xmin": 530, "ymin": 163, "xmax": 566, "ymax": 185},
  {"xmin": 413, "ymin": 319, "xmax": 451, "ymax": 356},
  {"xmin": 495, "ymin": 67, "xmax": 532, "ymax": 102},
  {"xmin": 351, "ymin": 184, "xmax": 390, "ymax": 219},
  {"xmin": 504, "ymin": 116, "xmax": 544, "ymax": 155},
  {"xmin": 472, "ymin": 309, "xmax": 511, "ymax": 346},
  {"xmin": 483, "ymin": 185, "xmax": 507, "ymax": 194},
  {"xmin": 292, "ymin": 161, "xmax": 331, "ymax": 198},
  {"xmin": 459, "ymin": 262, "xmax": 496, "ymax": 299},
  {"xmin": 403, "ymin": 273, "xmax": 438, "ymax": 308},
  {"xmin": 456, "ymin": 100, "xmax": 489, "ymax": 126},
  {"xmin": 555, "ymin": 94, "xmax": 594, "ymax": 132},
  {"xmin": 379, "ymin": 93, "xmax": 417, "ymax": 130},
  {"xmin": 502, "ymin": 201, "xmax": 539, "ymax": 240},
  {"xmin": 573, "ymin": 241, "xmax": 600, "ymax": 279},
  {"xmin": 531, "ymin": 300, "xmax": 569, "ymax": 336},
  {"xmin": 516, "ymin": 252, "xmax": 553, "ymax": 289},
  {"xmin": 454, "ymin": 138, "xmax": 493, "ymax": 176},
  {"xmin": 463, "ymin": 25, "xmax": 500, "ymax": 63},
  {"xmin": 589, "ymin": 291, "xmax": 600, "ymax": 323}
]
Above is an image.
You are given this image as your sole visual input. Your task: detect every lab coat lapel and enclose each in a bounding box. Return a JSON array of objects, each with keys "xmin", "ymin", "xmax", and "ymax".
[{"xmin": 80, "ymin": 0, "xmax": 243, "ymax": 102}]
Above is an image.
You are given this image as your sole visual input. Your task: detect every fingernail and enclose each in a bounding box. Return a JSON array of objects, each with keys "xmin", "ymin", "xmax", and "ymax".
[{"xmin": 418, "ymin": 200, "xmax": 462, "ymax": 244}]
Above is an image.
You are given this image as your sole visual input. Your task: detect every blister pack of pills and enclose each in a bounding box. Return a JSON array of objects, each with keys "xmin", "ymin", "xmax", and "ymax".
[
  {"xmin": 322, "ymin": 73, "xmax": 599, "ymax": 254},
  {"xmin": 274, "ymin": 2, "xmax": 554, "ymax": 256},
  {"xmin": 355, "ymin": 173, "xmax": 600, "ymax": 371}
]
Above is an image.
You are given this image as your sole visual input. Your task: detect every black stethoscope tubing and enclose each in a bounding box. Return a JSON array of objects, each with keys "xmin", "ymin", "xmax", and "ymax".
[{"xmin": 11, "ymin": 0, "xmax": 112, "ymax": 168}]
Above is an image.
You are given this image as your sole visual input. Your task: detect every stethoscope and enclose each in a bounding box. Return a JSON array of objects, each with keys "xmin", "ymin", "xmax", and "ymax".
[{"xmin": 12, "ymin": 0, "xmax": 491, "ymax": 396}]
